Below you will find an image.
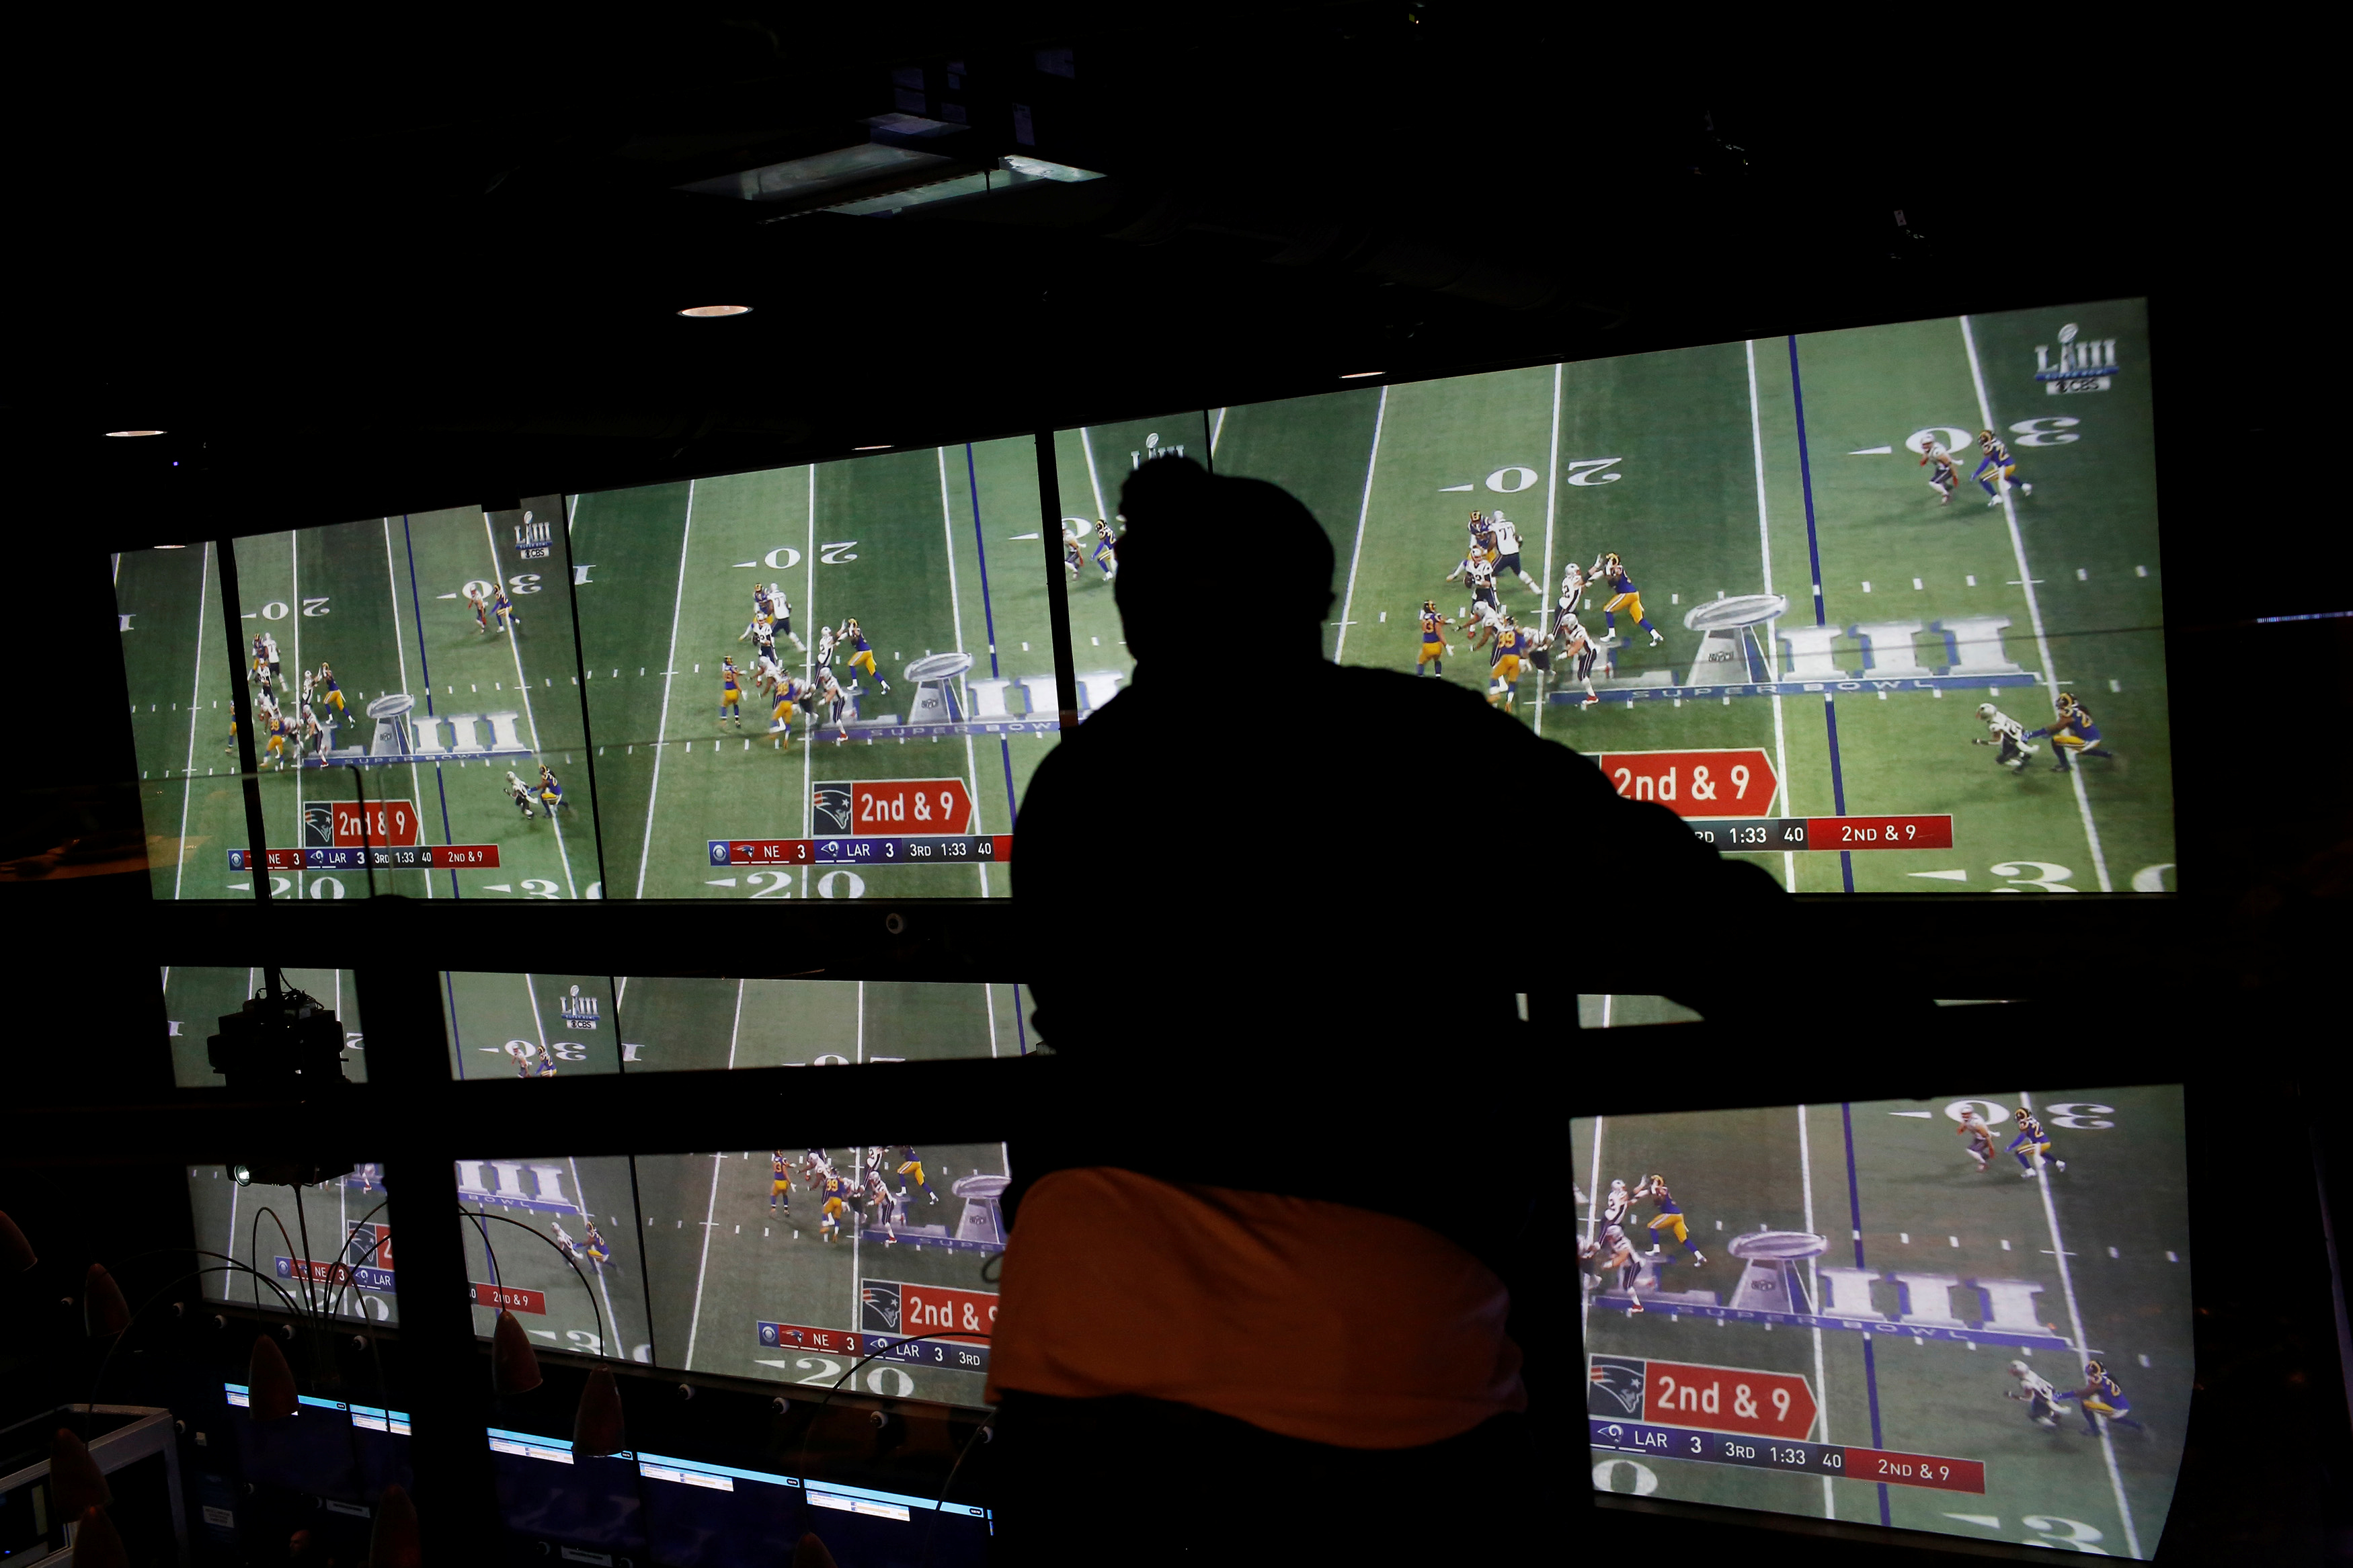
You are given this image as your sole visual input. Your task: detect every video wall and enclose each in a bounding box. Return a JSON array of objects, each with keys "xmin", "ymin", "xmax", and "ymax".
[
  {"xmin": 187, "ymin": 970, "xmax": 1024, "ymax": 1406},
  {"xmin": 1577, "ymin": 1087, "xmax": 2188, "ymax": 1559},
  {"xmin": 118, "ymin": 300, "xmax": 2168, "ymax": 900}
]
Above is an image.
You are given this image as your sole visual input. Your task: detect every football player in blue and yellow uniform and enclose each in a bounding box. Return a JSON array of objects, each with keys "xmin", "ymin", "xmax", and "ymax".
[
  {"xmin": 818, "ymin": 1171, "xmax": 854, "ymax": 1243},
  {"xmin": 719, "ymin": 657, "xmax": 744, "ymax": 729},
  {"xmin": 1093, "ymin": 520, "xmax": 1119, "ymax": 581},
  {"xmin": 263, "ymin": 708, "xmax": 293, "ymax": 771},
  {"xmin": 491, "ymin": 585, "xmax": 518, "ymax": 633},
  {"xmin": 2026, "ymin": 693, "xmax": 2117, "ymax": 774},
  {"xmin": 1415, "ymin": 601, "xmax": 1455, "ymax": 676},
  {"xmin": 2009, "ymin": 1108, "xmax": 2067, "ymax": 1178},
  {"xmin": 770, "ymin": 675, "xmax": 811, "ymax": 746},
  {"xmin": 769, "ymin": 1151, "xmax": 793, "ymax": 1216},
  {"xmin": 2054, "ymin": 1360, "xmax": 2142, "ymax": 1436},
  {"xmin": 1592, "ymin": 553, "xmax": 1665, "ymax": 648},
  {"xmin": 1920, "ymin": 440, "xmax": 1962, "ymax": 505},
  {"xmin": 895, "ymin": 1145, "xmax": 939, "ymax": 1206},
  {"xmin": 1975, "ymin": 429, "xmax": 2032, "ymax": 505},
  {"xmin": 580, "ymin": 1218, "xmax": 613, "ymax": 1269},
  {"xmin": 314, "ymin": 663, "xmax": 345, "ymax": 716},
  {"xmin": 1468, "ymin": 510, "xmax": 1499, "ymax": 564},
  {"xmin": 1488, "ymin": 617, "xmax": 1526, "ymax": 709},
  {"xmin": 839, "ymin": 620, "xmax": 891, "ymax": 694},
  {"xmin": 1633, "ymin": 1174, "xmax": 1706, "ymax": 1266},
  {"xmin": 538, "ymin": 766, "xmax": 565, "ymax": 816}
]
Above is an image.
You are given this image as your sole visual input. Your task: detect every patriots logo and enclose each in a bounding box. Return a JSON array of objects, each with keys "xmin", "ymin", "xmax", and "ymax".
[
  {"xmin": 813, "ymin": 784, "xmax": 853, "ymax": 836},
  {"xmin": 859, "ymin": 1282, "xmax": 902, "ymax": 1333},
  {"xmin": 1587, "ymin": 1356, "xmax": 1647, "ymax": 1419}
]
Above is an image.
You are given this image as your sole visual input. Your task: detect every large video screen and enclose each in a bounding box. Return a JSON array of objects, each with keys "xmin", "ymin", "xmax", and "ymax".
[
  {"xmin": 165, "ymin": 966, "xmax": 366, "ymax": 1085},
  {"xmin": 1579, "ymin": 1087, "xmax": 2188, "ymax": 1558},
  {"xmin": 573, "ymin": 438, "xmax": 1057, "ymax": 900},
  {"xmin": 115, "ymin": 505, "xmax": 604, "ymax": 901},
  {"xmin": 1210, "ymin": 301, "xmax": 2170, "ymax": 893}
]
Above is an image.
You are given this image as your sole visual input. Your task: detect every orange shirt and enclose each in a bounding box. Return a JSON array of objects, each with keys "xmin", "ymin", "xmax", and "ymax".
[{"xmin": 986, "ymin": 1167, "xmax": 1525, "ymax": 1450}]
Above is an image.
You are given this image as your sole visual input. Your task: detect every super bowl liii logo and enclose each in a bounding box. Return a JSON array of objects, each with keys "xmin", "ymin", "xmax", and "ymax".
[
  {"xmin": 512, "ymin": 511, "xmax": 553, "ymax": 560},
  {"xmin": 2034, "ymin": 323, "xmax": 2118, "ymax": 395},
  {"xmin": 559, "ymin": 985, "xmax": 600, "ymax": 1031}
]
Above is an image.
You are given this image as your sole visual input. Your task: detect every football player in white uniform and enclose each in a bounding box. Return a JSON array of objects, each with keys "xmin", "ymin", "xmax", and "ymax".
[
  {"xmin": 814, "ymin": 622, "xmax": 838, "ymax": 667},
  {"xmin": 1487, "ymin": 511, "xmax": 1544, "ymax": 595},
  {"xmin": 770, "ymin": 585, "xmax": 807, "ymax": 653},
  {"xmin": 1956, "ymin": 1108, "xmax": 1999, "ymax": 1171},
  {"xmin": 1579, "ymin": 1223, "xmax": 1646, "ymax": 1314},
  {"xmin": 815, "ymin": 669, "xmax": 854, "ymax": 744},
  {"xmin": 1972, "ymin": 703, "xmax": 2038, "ymax": 774},
  {"xmin": 2006, "ymin": 1360, "xmax": 2063, "ymax": 1428},
  {"xmin": 1558, "ymin": 608, "xmax": 1604, "ymax": 708},
  {"xmin": 503, "ymin": 769, "xmax": 538, "ymax": 819}
]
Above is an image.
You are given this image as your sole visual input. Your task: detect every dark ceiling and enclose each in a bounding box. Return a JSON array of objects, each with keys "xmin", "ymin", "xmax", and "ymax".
[{"xmin": 1, "ymin": 8, "xmax": 2301, "ymax": 536}]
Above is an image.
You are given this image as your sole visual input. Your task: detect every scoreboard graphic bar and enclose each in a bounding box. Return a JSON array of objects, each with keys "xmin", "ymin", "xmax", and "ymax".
[
  {"xmin": 1590, "ymin": 1419, "xmax": 1985, "ymax": 1493},
  {"xmin": 757, "ymin": 1320, "xmax": 991, "ymax": 1376},
  {"xmin": 1681, "ymin": 815, "xmax": 1954, "ymax": 852},
  {"xmin": 710, "ymin": 836, "xmax": 1012, "ymax": 868},
  {"xmin": 231, "ymin": 845, "xmax": 502, "ymax": 871}
]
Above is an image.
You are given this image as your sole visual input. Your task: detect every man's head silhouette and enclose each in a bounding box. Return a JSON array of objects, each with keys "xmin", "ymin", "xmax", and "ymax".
[{"xmin": 1114, "ymin": 456, "xmax": 1334, "ymax": 665}]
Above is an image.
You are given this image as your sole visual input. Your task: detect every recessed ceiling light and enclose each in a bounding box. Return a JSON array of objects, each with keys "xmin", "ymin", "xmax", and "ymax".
[
  {"xmin": 1339, "ymin": 371, "xmax": 1383, "ymax": 380},
  {"xmin": 106, "ymin": 429, "xmax": 165, "ymax": 437},
  {"xmin": 677, "ymin": 304, "xmax": 752, "ymax": 318},
  {"xmin": 852, "ymin": 444, "xmax": 891, "ymax": 451}
]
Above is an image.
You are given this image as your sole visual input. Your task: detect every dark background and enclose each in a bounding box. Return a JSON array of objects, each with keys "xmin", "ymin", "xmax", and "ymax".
[{"xmin": 1, "ymin": 9, "xmax": 2345, "ymax": 1562}]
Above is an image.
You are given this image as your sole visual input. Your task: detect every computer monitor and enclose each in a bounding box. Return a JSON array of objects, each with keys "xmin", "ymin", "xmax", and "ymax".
[{"xmin": 1577, "ymin": 1085, "xmax": 2188, "ymax": 1558}]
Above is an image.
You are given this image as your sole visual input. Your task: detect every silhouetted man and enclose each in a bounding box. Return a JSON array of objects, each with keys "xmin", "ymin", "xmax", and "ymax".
[{"xmin": 991, "ymin": 456, "xmax": 1784, "ymax": 1563}]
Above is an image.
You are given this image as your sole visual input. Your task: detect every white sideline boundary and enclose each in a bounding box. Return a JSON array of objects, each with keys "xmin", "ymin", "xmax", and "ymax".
[
  {"xmin": 635, "ymin": 481, "xmax": 698, "ymax": 899},
  {"xmin": 1079, "ymin": 429, "xmax": 1109, "ymax": 522},
  {"xmin": 2018, "ymin": 1090, "xmax": 2141, "ymax": 1556},
  {"xmin": 1960, "ymin": 318, "xmax": 2112, "ymax": 891},
  {"xmin": 1580, "ymin": 1113, "xmax": 1606, "ymax": 1346},
  {"xmin": 1745, "ymin": 340, "xmax": 1798, "ymax": 892},
  {"xmin": 567, "ymin": 1153, "xmax": 623, "ymax": 1360},
  {"xmin": 801, "ymin": 466, "xmax": 816, "ymax": 895},
  {"xmin": 173, "ymin": 542, "xmax": 213, "ymax": 899},
  {"xmin": 289, "ymin": 531, "xmax": 305, "ymax": 897},
  {"xmin": 483, "ymin": 513, "xmax": 577, "ymax": 899},
  {"xmin": 681, "ymin": 980, "xmax": 746, "ymax": 1369},
  {"xmin": 1330, "ymin": 385, "xmax": 1390, "ymax": 664}
]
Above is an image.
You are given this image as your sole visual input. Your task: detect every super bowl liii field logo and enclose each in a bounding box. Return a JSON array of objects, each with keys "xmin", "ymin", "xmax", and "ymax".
[
  {"xmin": 512, "ymin": 510, "xmax": 553, "ymax": 559},
  {"xmin": 2034, "ymin": 323, "xmax": 2118, "ymax": 395},
  {"xmin": 559, "ymin": 985, "xmax": 600, "ymax": 1031}
]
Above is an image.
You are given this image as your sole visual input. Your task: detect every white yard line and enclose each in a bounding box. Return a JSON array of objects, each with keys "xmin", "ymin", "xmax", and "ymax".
[
  {"xmin": 567, "ymin": 1154, "xmax": 621, "ymax": 1357},
  {"xmin": 289, "ymin": 531, "xmax": 305, "ymax": 898},
  {"xmin": 381, "ymin": 520, "xmax": 431, "ymax": 898},
  {"xmin": 983, "ymin": 983, "xmax": 1000, "ymax": 1059},
  {"xmin": 1330, "ymin": 384, "xmax": 1391, "ymax": 664},
  {"xmin": 1798, "ymin": 1104, "xmax": 1834, "ymax": 1518},
  {"xmin": 937, "ymin": 447, "xmax": 989, "ymax": 895},
  {"xmin": 1209, "ymin": 407, "xmax": 1229, "ymax": 458},
  {"xmin": 2018, "ymin": 1091, "xmax": 2141, "ymax": 1556},
  {"xmin": 481, "ymin": 513, "xmax": 577, "ymax": 898},
  {"xmin": 680, "ymin": 981, "xmax": 746, "ymax": 1369},
  {"xmin": 855, "ymin": 981, "xmax": 866, "ymax": 1064},
  {"xmin": 1536, "ymin": 363, "xmax": 1562, "ymax": 735},
  {"xmin": 1078, "ymin": 429, "xmax": 1109, "ymax": 522},
  {"xmin": 1745, "ymin": 340, "xmax": 1798, "ymax": 892},
  {"xmin": 1580, "ymin": 1114, "xmax": 1605, "ymax": 1343},
  {"xmin": 174, "ymin": 542, "xmax": 214, "ymax": 899},
  {"xmin": 634, "ymin": 482, "xmax": 698, "ymax": 899},
  {"xmin": 801, "ymin": 466, "xmax": 817, "ymax": 895},
  {"xmin": 1960, "ymin": 318, "xmax": 2111, "ymax": 891}
]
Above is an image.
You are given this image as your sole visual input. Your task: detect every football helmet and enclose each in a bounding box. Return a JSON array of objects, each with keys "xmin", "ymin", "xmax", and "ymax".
[
  {"xmin": 2083, "ymin": 1360, "xmax": 2104, "ymax": 1380},
  {"xmin": 2016, "ymin": 1108, "xmax": 2033, "ymax": 1124},
  {"xmin": 1609, "ymin": 1178, "xmax": 1626, "ymax": 1191},
  {"xmin": 1977, "ymin": 702, "xmax": 1999, "ymax": 721},
  {"xmin": 2009, "ymin": 1360, "xmax": 2032, "ymax": 1378},
  {"xmin": 2055, "ymin": 692, "xmax": 2077, "ymax": 711}
]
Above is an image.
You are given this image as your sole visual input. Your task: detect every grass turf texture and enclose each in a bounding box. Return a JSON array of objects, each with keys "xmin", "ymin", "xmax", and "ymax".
[
  {"xmin": 1572, "ymin": 1087, "xmax": 2190, "ymax": 1559},
  {"xmin": 574, "ymin": 438, "xmax": 1056, "ymax": 900}
]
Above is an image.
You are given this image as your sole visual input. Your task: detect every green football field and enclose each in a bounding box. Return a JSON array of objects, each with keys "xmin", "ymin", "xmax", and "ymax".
[
  {"xmin": 1574, "ymin": 1087, "xmax": 2191, "ymax": 1559},
  {"xmin": 1189, "ymin": 299, "xmax": 2173, "ymax": 895}
]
